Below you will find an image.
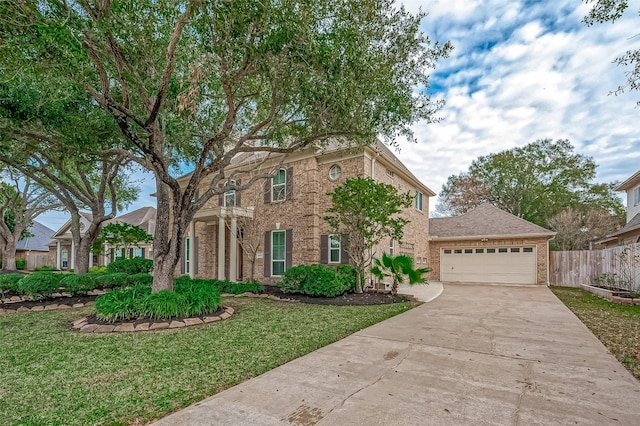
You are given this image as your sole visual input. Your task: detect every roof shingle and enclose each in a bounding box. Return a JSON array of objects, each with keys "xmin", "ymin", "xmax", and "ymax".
[{"xmin": 429, "ymin": 204, "xmax": 555, "ymax": 239}]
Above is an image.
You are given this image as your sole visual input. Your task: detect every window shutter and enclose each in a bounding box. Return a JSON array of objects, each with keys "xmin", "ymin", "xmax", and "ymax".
[
  {"xmin": 286, "ymin": 167, "xmax": 293, "ymax": 200},
  {"xmin": 320, "ymin": 235, "xmax": 328, "ymax": 264},
  {"xmin": 218, "ymin": 194, "xmax": 224, "ymax": 206},
  {"xmin": 129, "ymin": 248, "xmax": 133, "ymax": 258},
  {"xmin": 194, "ymin": 237, "xmax": 199, "ymax": 275},
  {"xmin": 180, "ymin": 238, "xmax": 185, "ymax": 274},
  {"xmin": 264, "ymin": 231, "xmax": 271, "ymax": 276},
  {"xmin": 286, "ymin": 229, "xmax": 293, "ymax": 269},
  {"xmin": 236, "ymin": 179, "xmax": 242, "ymax": 207},
  {"xmin": 341, "ymin": 234, "xmax": 350, "ymax": 264}
]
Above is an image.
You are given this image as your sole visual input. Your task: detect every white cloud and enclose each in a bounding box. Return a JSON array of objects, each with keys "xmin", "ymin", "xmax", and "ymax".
[{"xmin": 392, "ymin": 0, "xmax": 640, "ymax": 207}]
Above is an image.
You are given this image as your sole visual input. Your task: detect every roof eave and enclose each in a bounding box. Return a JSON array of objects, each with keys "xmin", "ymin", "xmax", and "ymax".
[
  {"xmin": 615, "ymin": 170, "xmax": 640, "ymax": 191},
  {"xmin": 429, "ymin": 232, "xmax": 556, "ymax": 241}
]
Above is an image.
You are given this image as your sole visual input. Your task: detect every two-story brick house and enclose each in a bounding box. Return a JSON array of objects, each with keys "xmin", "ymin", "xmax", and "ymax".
[
  {"xmin": 598, "ymin": 170, "xmax": 640, "ymax": 247},
  {"xmin": 179, "ymin": 140, "xmax": 434, "ymax": 285}
]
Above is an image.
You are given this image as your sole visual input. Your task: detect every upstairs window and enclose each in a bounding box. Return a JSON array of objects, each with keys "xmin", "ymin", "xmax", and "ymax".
[
  {"xmin": 634, "ymin": 187, "xmax": 640, "ymax": 206},
  {"xmin": 415, "ymin": 191, "xmax": 423, "ymax": 211},
  {"xmin": 224, "ymin": 179, "xmax": 237, "ymax": 207},
  {"xmin": 272, "ymin": 169, "xmax": 286, "ymax": 202}
]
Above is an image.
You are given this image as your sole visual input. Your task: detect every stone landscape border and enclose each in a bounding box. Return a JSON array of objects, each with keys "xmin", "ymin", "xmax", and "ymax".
[{"xmin": 72, "ymin": 306, "xmax": 236, "ymax": 333}]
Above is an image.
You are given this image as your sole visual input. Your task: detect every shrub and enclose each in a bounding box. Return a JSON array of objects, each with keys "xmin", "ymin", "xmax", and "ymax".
[
  {"xmin": 336, "ymin": 264, "xmax": 358, "ymax": 292},
  {"xmin": 95, "ymin": 282, "xmax": 221, "ymax": 322},
  {"xmin": 15, "ymin": 258, "xmax": 26, "ymax": 270},
  {"xmin": 173, "ymin": 275, "xmax": 195, "ymax": 286},
  {"xmin": 279, "ymin": 264, "xmax": 351, "ymax": 297},
  {"xmin": 95, "ymin": 285, "xmax": 152, "ymax": 321},
  {"xmin": 126, "ymin": 273, "xmax": 153, "ymax": 286},
  {"xmin": 59, "ymin": 274, "xmax": 98, "ymax": 296},
  {"xmin": 94, "ymin": 272, "xmax": 130, "ymax": 289},
  {"xmin": 0, "ymin": 273, "xmax": 24, "ymax": 297},
  {"xmin": 106, "ymin": 258, "xmax": 153, "ymax": 275},
  {"xmin": 17, "ymin": 272, "xmax": 66, "ymax": 298},
  {"xmin": 88, "ymin": 265, "xmax": 107, "ymax": 274},
  {"xmin": 218, "ymin": 279, "xmax": 265, "ymax": 294},
  {"xmin": 34, "ymin": 265, "xmax": 57, "ymax": 272}
]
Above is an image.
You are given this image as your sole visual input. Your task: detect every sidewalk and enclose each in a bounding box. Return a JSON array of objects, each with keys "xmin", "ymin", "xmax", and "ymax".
[{"xmin": 154, "ymin": 283, "xmax": 640, "ymax": 425}]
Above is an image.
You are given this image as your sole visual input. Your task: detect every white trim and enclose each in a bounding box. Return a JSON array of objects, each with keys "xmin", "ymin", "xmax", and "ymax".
[{"xmin": 429, "ymin": 233, "xmax": 555, "ymax": 241}]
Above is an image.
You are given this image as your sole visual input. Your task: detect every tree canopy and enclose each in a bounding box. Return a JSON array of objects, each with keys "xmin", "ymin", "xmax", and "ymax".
[
  {"xmin": 0, "ymin": 0, "xmax": 451, "ymax": 291},
  {"xmin": 324, "ymin": 177, "xmax": 414, "ymax": 293},
  {"xmin": 437, "ymin": 139, "xmax": 625, "ymax": 235},
  {"xmin": 92, "ymin": 223, "xmax": 153, "ymax": 259},
  {"xmin": 583, "ymin": 0, "xmax": 640, "ymax": 103}
]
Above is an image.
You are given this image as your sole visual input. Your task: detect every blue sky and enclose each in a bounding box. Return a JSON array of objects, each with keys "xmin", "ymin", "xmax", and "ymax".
[{"xmin": 38, "ymin": 0, "xmax": 640, "ymax": 230}]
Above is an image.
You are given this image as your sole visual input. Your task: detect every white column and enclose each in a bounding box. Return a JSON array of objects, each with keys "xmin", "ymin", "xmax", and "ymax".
[
  {"xmin": 229, "ymin": 216, "xmax": 237, "ymax": 282},
  {"xmin": 56, "ymin": 241, "xmax": 61, "ymax": 269},
  {"xmin": 218, "ymin": 216, "xmax": 226, "ymax": 280},
  {"xmin": 89, "ymin": 251, "xmax": 93, "ymax": 268},
  {"xmin": 104, "ymin": 244, "xmax": 109, "ymax": 266},
  {"xmin": 70, "ymin": 240, "xmax": 75, "ymax": 270},
  {"xmin": 189, "ymin": 221, "xmax": 196, "ymax": 279}
]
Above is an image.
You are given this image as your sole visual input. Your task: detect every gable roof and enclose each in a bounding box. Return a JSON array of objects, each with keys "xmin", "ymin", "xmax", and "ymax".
[
  {"xmin": 429, "ymin": 204, "xmax": 555, "ymax": 240},
  {"xmin": 105, "ymin": 206, "xmax": 156, "ymax": 235},
  {"xmin": 52, "ymin": 212, "xmax": 94, "ymax": 238},
  {"xmin": 615, "ymin": 170, "xmax": 640, "ymax": 191},
  {"xmin": 603, "ymin": 212, "xmax": 640, "ymax": 239},
  {"xmin": 16, "ymin": 221, "xmax": 55, "ymax": 251}
]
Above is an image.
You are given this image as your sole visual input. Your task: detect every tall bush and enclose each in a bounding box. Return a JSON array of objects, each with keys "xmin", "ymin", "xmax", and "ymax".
[
  {"xmin": 279, "ymin": 264, "xmax": 351, "ymax": 297},
  {"xmin": 17, "ymin": 272, "xmax": 66, "ymax": 298},
  {"xmin": 106, "ymin": 258, "xmax": 153, "ymax": 275}
]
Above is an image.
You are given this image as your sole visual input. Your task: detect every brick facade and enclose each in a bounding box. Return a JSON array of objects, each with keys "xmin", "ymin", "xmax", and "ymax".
[{"xmin": 188, "ymin": 144, "xmax": 433, "ymax": 285}]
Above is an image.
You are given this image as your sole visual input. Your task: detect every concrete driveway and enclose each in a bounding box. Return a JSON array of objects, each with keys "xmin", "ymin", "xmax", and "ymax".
[{"xmin": 154, "ymin": 284, "xmax": 640, "ymax": 425}]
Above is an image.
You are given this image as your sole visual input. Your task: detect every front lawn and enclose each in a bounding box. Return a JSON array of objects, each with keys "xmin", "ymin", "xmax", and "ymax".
[
  {"xmin": 551, "ymin": 286, "xmax": 640, "ymax": 380},
  {"xmin": 0, "ymin": 297, "xmax": 414, "ymax": 425}
]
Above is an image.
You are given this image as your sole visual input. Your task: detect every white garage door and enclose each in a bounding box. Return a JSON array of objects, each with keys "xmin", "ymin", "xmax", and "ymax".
[{"xmin": 441, "ymin": 246, "xmax": 537, "ymax": 284}]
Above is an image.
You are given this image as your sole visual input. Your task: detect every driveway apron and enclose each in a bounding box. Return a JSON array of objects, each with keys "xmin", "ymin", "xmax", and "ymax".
[{"xmin": 154, "ymin": 284, "xmax": 640, "ymax": 425}]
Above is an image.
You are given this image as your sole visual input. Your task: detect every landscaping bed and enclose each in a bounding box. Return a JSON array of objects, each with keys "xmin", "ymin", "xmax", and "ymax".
[{"xmin": 261, "ymin": 284, "xmax": 410, "ymax": 305}]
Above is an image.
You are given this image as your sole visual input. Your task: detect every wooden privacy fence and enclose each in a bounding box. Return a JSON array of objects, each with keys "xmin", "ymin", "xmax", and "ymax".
[{"xmin": 549, "ymin": 242, "xmax": 640, "ymax": 288}]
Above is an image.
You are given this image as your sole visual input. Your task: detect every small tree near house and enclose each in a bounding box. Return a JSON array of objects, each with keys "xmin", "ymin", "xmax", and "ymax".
[
  {"xmin": 92, "ymin": 223, "xmax": 153, "ymax": 261},
  {"xmin": 324, "ymin": 177, "xmax": 414, "ymax": 293},
  {"xmin": 371, "ymin": 253, "xmax": 431, "ymax": 296}
]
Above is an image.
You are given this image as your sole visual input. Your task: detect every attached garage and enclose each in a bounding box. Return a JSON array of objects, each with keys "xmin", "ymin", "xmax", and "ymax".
[{"xmin": 429, "ymin": 204, "xmax": 555, "ymax": 285}]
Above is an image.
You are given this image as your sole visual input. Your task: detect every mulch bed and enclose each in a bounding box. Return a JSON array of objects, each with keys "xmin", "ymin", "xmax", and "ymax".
[
  {"xmin": 82, "ymin": 305, "xmax": 229, "ymax": 327},
  {"xmin": 1, "ymin": 295, "xmax": 99, "ymax": 310},
  {"xmin": 260, "ymin": 285, "xmax": 411, "ymax": 306}
]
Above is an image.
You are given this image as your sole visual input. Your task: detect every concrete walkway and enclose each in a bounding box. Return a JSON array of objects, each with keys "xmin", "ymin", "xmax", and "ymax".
[{"xmin": 154, "ymin": 284, "xmax": 640, "ymax": 425}]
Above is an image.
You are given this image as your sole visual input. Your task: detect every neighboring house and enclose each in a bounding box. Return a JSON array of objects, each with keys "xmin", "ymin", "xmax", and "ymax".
[
  {"xmin": 428, "ymin": 204, "xmax": 556, "ymax": 285},
  {"xmin": 179, "ymin": 141, "xmax": 434, "ymax": 285},
  {"xmin": 597, "ymin": 170, "xmax": 640, "ymax": 248},
  {"xmin": 49, "ymin": 207, "xmax": 156, "ymax": 270},
  {"xmin": 16, "ymin": 221, "xmax": 55, "ymax": 270}
]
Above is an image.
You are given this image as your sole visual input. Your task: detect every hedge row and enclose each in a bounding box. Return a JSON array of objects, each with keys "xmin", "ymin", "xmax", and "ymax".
[{"xmin": 278, "ymin": 264, "xmax": 357, "ymax": 297}]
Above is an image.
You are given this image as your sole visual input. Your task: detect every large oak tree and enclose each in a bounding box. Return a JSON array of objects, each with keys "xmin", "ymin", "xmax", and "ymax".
[
  {"xmin": 1, "ymin": 0, "xmax": 450, "ymax": 292},
  {"xmin": 437, "ymin": 139, "xmax": 625, "ymax": 234}
]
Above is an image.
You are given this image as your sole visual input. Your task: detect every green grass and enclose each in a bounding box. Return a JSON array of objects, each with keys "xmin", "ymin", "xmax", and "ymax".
[
  {"xmin": 0, "ymin": 297, "xmax": 413, "ymax": 425},
  {"xmin": 551, "ymin": 286, "xmax": 640, "ymax": 380}
]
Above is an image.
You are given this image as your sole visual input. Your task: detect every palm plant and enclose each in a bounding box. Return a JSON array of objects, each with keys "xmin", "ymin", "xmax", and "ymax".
[{"xmin": 371, "ymin": 253, "xmax": 431, "ymax": 295}]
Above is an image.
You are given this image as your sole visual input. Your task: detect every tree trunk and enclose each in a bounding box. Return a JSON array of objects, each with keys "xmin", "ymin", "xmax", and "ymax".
[
  {"xmin": 151, "ymin": 178, "xmax": 184, "ymax": 293},
  {"xmin": 1, "ymin": 238, "xmax": 17, "ymax": 271},
  {"xmin": 74, "ymin": 238, "xmax": 92, "ymax": 274}
]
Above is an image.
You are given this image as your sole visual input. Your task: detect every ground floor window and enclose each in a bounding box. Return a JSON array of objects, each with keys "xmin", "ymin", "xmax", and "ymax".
[
  {"xmin": 272, "ymin": 230, "xmax": 286, "ymax": 276},
  {"xmin": 61, "ymin": 248, "xmax": 68, "ymax": 269},
  {"xmin": 329, "ymin": 234, "xmax": 341, "ymax": 263}
]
